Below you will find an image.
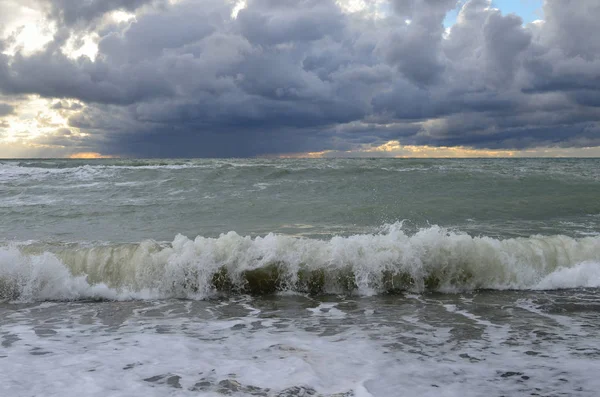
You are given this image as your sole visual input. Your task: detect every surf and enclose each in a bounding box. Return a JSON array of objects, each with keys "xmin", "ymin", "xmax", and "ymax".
[{"xmin": 1, "ymin": 224, "xmax": 600, "ymax": 301}]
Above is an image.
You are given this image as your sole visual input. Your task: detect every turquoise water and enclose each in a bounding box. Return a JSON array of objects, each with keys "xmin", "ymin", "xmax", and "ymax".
[{"xmin": 2, "ymin": 158, "xmax": 599, "ymax": 242}]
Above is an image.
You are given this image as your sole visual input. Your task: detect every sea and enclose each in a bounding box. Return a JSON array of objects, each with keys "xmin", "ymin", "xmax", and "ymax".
[{"xmin": 1, "ymin": 158, "xmax": 600, "ymax": 397}]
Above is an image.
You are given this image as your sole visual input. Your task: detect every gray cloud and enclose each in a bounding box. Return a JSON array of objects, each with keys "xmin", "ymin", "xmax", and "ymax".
[
  {"xmin": 237, "ymin": 0, "xmax": 345, "ymax": 46},
  {"xmin": 40, "ymin": 0, "xmax": 167, "ymax": 27},
  {"xmin": 384, "ymin": 0, "xmax": 456, "ymax": 85},
  {"xmin": 0, "ymin": 103, "xmax": 14, "ymax": 117},
  {"xmin": 30, "ymin": 127, "xmax": 81, "ymax": 147},
  {"xmin": 0, "ymin": 0, "xmax": 599, "ymax": 157},
  {"xmin": 51, "ymin": 100, "xmax": 83, "ymax": 110}
]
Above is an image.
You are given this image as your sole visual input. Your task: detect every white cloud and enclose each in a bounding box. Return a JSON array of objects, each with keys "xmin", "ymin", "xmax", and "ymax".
[
  {"xmin": 231, "ymin": 0, "xmax": 246, "ymax": 18},
  {"xmin": 336, "ymin": 0, "xmax": 388, "ymax": 17},
  {"xmin": 0, "ymin": 1, "xmax": 54, "ymax": 56}
]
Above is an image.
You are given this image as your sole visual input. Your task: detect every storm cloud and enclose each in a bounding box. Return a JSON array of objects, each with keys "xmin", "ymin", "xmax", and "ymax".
[
  {"xmin": 0, "ymin": 0, "xmax": 599, "ymax": 157},
  {"xmin": 40, "ymin": 0, "xmax": 168, "ymax": 27}
]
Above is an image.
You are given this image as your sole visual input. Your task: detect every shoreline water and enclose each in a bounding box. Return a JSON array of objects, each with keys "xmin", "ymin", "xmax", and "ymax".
[{"xmin": 2, "ymin": 292, "xmax": 600, "ymax": 396}]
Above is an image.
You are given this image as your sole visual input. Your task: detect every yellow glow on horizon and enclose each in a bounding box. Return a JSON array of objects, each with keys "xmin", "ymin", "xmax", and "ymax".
[
  {"xmin": 278, "ymin": 150, "xmax": 334, "ymax": 159},
  {"xmin": 280, "ymin": 140, "xmax": 600, "ymax": 159},
  {"xmin": 68, "ymin": 152, "xmax": 116, "ymax": 159},
  {"xmin": 368, "ymin": 140, "xmax": 517, "ymax": 157}
]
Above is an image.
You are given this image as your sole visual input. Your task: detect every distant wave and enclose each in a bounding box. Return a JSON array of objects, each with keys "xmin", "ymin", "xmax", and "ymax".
[
  {"xmin": 2, "ymin": 224, "xmax": 600, "ymax": 302},
  {"xmin": 3, "ymin": 158, "xmax": 599, "ymax": 182}
]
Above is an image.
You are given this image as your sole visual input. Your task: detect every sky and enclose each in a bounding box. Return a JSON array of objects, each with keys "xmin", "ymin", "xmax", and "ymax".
[
  {"xmin": 0, "ymin": 0, "xmax": 599, "ymax": 158},
  {"xmin": 444, "ymin": 1, "xmax": 543, "ymax": 26}
]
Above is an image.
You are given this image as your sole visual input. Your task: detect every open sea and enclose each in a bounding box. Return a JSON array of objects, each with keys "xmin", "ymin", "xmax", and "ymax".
[{"xmin": 1, "ymin": 158, "xmax": 600, "ymax": 396}]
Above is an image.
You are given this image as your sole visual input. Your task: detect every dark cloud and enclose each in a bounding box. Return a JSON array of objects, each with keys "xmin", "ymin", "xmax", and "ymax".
[
  {"xmin": 237, "ymin": 0, "xmax": 344, "ymax": 46},
  {"xmin": 40, "ymin": 0, "xmax": 168, "ymax": 27},
  {"xmin": 384, "ymin": 0, "xmax": 456, "ymax": 85},
  {"xmin": 0, "ymin": 0, "xmax": 599, "ymax": 157},
  {"xmin": 0, "ymin": 43, "xmax": 174, "ymax": 104},
  {"xmin": 51, "ymin": 100, "xmax": 83, "ymax": 110}
]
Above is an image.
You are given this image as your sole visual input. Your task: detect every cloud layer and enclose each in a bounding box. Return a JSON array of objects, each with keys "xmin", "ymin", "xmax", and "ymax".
[{"xmin": 0, "ymin": 0, "xmax": 599, "ymax": 157}]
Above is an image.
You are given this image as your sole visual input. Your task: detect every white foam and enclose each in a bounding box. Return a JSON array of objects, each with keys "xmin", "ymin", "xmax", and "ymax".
[
  {"xmin": 535, "ymin": 261, "xmax": 600, "ymax": 290},
  {"xmin": 2, "ymin": 296, "xmax": 600, "ymax": 397},
  {"xmin": 307, "ymin": 303, "xmax": 347, "ymax": 318},
  {"xmin": 0, "ymin": 246, "xmax": 154, "ymax": 301},
  {"xmin": 2, "ymin": 225, "xmax": 600, "ymax": 301}
]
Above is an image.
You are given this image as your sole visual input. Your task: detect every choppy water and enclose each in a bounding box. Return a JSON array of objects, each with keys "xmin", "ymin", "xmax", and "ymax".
[{"xmin": 1, "ymin": 158, "xmax": 600, "ymax": 396}]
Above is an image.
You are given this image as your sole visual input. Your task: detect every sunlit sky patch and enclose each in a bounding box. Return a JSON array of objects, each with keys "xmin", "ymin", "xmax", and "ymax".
[{"xmin": 444, "ymin": 0, "xmax": 543, "ymax": 26}]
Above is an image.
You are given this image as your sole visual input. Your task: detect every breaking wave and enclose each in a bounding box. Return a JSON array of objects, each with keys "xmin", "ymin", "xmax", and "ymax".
[{"xmin": 1, "ymin": 224, "xmax": 600, "ymax": 301}]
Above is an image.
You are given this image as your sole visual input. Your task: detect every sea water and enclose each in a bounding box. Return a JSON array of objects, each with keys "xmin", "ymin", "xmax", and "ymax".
[{"xmin": 1, "ymin": 158, "xmax": 599, "ymax": 396}]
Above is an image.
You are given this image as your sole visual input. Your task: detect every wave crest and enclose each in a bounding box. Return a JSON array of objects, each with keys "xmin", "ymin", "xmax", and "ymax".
[{"xmin": 2, "ymin": 225, "xmax": 600, "ymax": 301}]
